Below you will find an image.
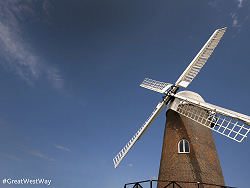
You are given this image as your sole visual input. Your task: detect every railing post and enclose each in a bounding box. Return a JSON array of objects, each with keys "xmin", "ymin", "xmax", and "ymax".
[
  {"xmin": 150, "ymin": 180, "xmax": 152, "ymax": 188},
  {"xmin": 197, "ymin": 182, "xmax": 200, "ymax": 188},
  {"xmin": 173, "ymin": 181, "xmax": 175, "ymax": 188},
  {"xmin": 124, "ymin": 184, "xmax": 126, "ymax": 188}
]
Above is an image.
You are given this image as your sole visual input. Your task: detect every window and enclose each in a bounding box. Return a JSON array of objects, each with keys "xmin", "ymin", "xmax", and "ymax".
[{"xmin": 178, "ymin": 139, "xmax": 190, "ymax": 153}]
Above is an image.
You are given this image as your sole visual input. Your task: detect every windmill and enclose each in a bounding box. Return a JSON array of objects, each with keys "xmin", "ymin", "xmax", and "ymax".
[{"xmin": 113, "ymin": 27, "xmax": 250, "ymax": 187}]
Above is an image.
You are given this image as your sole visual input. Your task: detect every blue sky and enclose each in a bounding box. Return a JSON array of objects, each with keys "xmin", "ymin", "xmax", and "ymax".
[{"xmin": 0, "ymin": 0, "xmax": 249, "ymax": 188}]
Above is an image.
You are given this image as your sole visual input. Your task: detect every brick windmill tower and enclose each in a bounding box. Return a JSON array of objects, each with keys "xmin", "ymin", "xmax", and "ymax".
[{"xmin": 113, "ymin": 28, "xmax": 250, "ymax": 187}]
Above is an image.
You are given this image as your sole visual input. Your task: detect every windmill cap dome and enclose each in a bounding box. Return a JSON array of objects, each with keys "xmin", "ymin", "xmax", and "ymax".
[{"xmin": 177, "ymin": 90, "xmax": 205, "ymax": 102}]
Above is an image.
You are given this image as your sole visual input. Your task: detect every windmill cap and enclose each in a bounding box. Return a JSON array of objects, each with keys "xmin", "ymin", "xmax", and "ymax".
[{"xmin": 177, "ymin": 91, "xmax": 205, "ymax": 102}]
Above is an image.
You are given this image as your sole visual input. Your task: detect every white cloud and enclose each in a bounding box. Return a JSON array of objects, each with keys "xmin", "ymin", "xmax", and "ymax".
[
  {"xmin": 5, "ymin": 154, "xmax": 21, "ymax": 161},
  {"xmin": 231, "ymin": 13, "xmax": 241, "ymax": 28},
  {"xmin": 233, "ymin": 18, "xmax": 238, "ymax": 26},
  {"xmin": 30, "ymin": 150, "xmax": 55, "ymax": 161},
  {"xmin": 0, "ymin": 1, "xmax": 63, "ymax": 89},
  {"xmin": 208, "ymin": 0, "xmax": 249, "ymax": 30},
  {"xmin": 128, "ymin": 163, "xmax": 133, "ymax": 167},
  {"xmin": 54, "ymin": 144, "xmax": 70, "ymax": 152},
  {"xmin": 237, "ymin": 0, "xmax": 243, "ymax": 8},
  {"xmin": 232, "ymin": 17, "xmax": 239, "ymax": 27},
  {"xmin": 0, "ymin": 22, "xmax": 40, "ymax": 84}
]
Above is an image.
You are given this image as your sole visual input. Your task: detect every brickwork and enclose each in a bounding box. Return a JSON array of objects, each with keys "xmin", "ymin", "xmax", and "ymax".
[{"xmin": 157, "ymin": 109, "xmax": 225, "ymax": 188}]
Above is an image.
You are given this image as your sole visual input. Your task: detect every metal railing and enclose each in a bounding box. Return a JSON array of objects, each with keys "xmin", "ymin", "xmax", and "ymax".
[{"xmin": 124, "ymin": 179, "xmax": 236, "ymax": 188}]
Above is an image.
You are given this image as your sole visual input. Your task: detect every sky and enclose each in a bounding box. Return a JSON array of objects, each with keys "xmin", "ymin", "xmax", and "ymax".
[{"xmin": 0, "ymin": 0, "xmax": 249, "ymax": 188}]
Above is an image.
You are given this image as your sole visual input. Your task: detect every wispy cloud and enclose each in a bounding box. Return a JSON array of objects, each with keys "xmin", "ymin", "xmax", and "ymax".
[
  {"xmin": 231, "ymin": 0, "xmax": 250, "ymax": 29},
  {"xmin": 4, "ymin": 154, "xmax": 21, "ymax": 161},
  {"xmin": 128, "ymin": 163, "xmax": 133, "ymax": 167},
  {"xmin": 237, "ymin": 0, "xmax": 244, "ymax": 8},
  {"xmin": 208, "ymin": 0, "xmax": 249, "ymax": 30},
  {"xmin": 54, "ymin": 144, "xmax": 70, "ymax": 152},
  {"xmin": 29, "ymin": 150, "xmax": 55, "ymax": 161},
  {"xmin": 0, "ymin": 1, "xmax": 63, "ymax": 89},
  {"xmin": 231, "ymin": 13, "xmax": 240, "ymax": 27}
]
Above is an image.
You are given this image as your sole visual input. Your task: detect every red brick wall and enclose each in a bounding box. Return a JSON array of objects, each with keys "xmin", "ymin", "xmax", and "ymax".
[{"xmin": 157, "ymin": 109, "xmax": 225, "ymax": 188}]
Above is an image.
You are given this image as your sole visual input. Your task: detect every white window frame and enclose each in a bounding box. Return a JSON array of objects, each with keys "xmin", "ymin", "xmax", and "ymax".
[{"xmin": 178, "ymin": 139, "xmax": 190, "ymax": 153}]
